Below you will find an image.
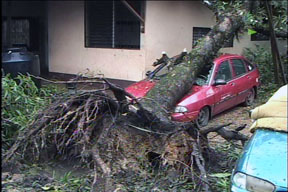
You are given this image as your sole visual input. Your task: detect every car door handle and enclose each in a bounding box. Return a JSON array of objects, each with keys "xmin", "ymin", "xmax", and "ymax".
[
  {"xmin": 221, "ymin": 94, "xmax": 231, "ymax": 101},
  {"xmin": 247, "ymin": 76, "xmax": 251, "ymax": 79},
  {"xmin": 229, "ymin": 82, "xmax": 235, "ymax": 86}
]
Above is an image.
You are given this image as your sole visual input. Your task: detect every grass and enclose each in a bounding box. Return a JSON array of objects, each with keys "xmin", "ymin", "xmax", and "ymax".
[{"xmin": 1, "ymin": 74, "xmax": 63, "ymax": 149}]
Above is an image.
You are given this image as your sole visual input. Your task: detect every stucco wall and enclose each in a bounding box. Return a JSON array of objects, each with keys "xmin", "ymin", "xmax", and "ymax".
[
  {"xmin": 221, "ymin": 33, "xmax": 287, "ymax": 56},
  {"xmin": 144, "ymin": 1, "xmax": 216, "ymax": 72},
  {"xmin": 48, "ymin": 1, "xmax": 287, "ymax": 81},
  {"xmin": 48, "ymin": 1, "xmax": 217, "ymax": 81},
  {"xmin": 48, "ymin": 1, "xmax": 146, "ymax": 81}
]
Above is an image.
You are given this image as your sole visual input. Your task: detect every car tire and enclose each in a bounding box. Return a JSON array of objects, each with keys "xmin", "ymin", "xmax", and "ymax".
[
  {"xmin": 196, "ymin": 107, "xmax": 209, "ymax": 128},
  {"xmin": 243, "ymin": 88, "xmax": 255, "ymax": 106}
]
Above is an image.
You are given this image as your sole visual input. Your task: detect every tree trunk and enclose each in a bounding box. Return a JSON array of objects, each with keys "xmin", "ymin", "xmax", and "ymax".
[
  {"xmin": 138, "ymin": 14, "xmax": 245, "ymax": 132},
  {"xmin": 265, "ymin": 0, "xmax": 287, "ymax": 85}
]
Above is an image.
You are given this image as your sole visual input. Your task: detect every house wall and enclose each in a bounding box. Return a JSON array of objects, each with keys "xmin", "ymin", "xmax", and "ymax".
[
  {"xmin": 48, "ymin": 1, "xmax": 287, "ymax": 82},
  {"xmin": 48, "ymin": 1, "xmax": 146, "ymax": 81},
  {"xmin": 144, "ymin": 1, "xmax": 216, "ymax": 72},
  {"xmin": 221, "ymin": 33, "xmax": 287, "ymax": 56}
]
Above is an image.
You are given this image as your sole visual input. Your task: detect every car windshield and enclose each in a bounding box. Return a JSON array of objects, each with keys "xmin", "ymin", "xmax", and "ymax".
[
  {"xmin": 152, "ymin": 64, "xmax": 170, "ymax": 79},
  {"xmin": 149, "ymin": 62, "xmax": 214, "ymax": 86},
  {"xmin": 194, "ymin": 63, "xmax": 214, "ymax": 86}
]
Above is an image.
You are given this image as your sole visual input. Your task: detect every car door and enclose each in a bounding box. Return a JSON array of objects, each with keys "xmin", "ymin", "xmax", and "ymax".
[
  {"xmin": 230, "ymin": 58, "xmax": 251, "ymax": 104},
  {"xmin": 212, "ymin": 60, "xmax": 238, "ymax": 115}
]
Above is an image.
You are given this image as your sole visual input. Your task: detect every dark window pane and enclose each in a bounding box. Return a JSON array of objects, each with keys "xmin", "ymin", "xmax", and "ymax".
[
  {"xmin": 114, "ymin": 1, "xmax": 140, "ymax": 49},
  {"xmin": 232, "ymin": 59, "xmax": 247, "ymax": 76},
  {"xmin": 85, "ymin": 1, "xmax": 113, "ymax": 48},
  {"xmin": 251, "ymin": 31, "xmax": 269, "ymax": 41},
  {"xmin": 2, "ymin": 18, "xmax": 30, "ymax": 49},
  {"xmin": 223, "ymin": 35, "xmax": 233, "ymax": 47},
  {"xmin": 215, "ymin": 60, "xmax": 232, "ymax": 81},
  {"xmin": 192, "ymin": 27, "xmax": 211, "ymax": 47},
  {"xmin": 85, "ymin": 1, "xmax": 142, "ymax": 49}
]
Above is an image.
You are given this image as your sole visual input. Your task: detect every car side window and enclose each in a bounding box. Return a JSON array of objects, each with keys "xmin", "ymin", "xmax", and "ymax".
[
  {"xmin": 214, "ymin": 60, "xmax": 232, "ymax": 82},
  {"xmin": 232, "ymin": 59, "xmax": 247, "ymax": 76}
]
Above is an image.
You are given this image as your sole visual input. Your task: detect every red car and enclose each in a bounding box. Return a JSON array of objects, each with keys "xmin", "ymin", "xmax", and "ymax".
[{"xmin": 125, "ymin": 54, "xmax": 260, "ymax": 127}]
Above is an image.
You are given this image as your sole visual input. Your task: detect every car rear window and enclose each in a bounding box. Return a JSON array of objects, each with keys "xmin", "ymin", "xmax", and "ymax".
[{"xmin": 232, "ymin": 59, "xmax": 247, "ymax": 77}]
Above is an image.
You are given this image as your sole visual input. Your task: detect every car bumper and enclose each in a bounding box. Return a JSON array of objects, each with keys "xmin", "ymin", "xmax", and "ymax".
[
  {"xmin": 231, "ymin": 184, "xmax": 249, "ymax": 192},
  {"xmin": 231, "ymin": 183, "xmax": 288, "ymax": 192},
  {"xmin": 171, "ymin": 111, "xmax": 199, "ymax": 122}
]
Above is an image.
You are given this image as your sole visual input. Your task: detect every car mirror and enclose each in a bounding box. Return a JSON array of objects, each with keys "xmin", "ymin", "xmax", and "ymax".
[
  {"xmin": 213, "ymin": 79, "xmax": 226, "ymax": 86},
  {"xmin": 146, "ymin": 71, "xmax": 151, "ymax": 76}
]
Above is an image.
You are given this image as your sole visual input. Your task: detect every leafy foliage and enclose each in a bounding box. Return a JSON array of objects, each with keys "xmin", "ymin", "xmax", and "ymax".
[
  {"xmin": 243, "ymin": 45, "xmax": 286, "ymax": 103},
  {"xmin": 1, "ymin": 74, "xmax": 60, "ymax": 148},
  {"xmin": 244, "ymin": 1, "xmax": 287, "ymax": 36},
  {"xmin": 46, "ymin": 171, "xmax": 91, "ymax": 192},
  {"xmin": 243, "ymin": 45, "xmax": 274, "ymax": 85},
  {"xmin": 206, "ymin": 0, "xmax": 287, "ymax": 36}
]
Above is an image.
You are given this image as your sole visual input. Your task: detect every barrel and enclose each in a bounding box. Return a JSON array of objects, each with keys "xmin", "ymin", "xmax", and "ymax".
[
  {"xmin": 2, "ymin": 47, "xmax": 35, "ymax": 77},
  {"xmin": 2, "ymin": 47, "xmax": 41, "ymax": 87}
]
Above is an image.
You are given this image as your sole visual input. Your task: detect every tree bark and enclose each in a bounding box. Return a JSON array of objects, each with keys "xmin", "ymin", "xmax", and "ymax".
[
  {"xmin": 265, "ymin": 0, "xmax": 287, "ymax": 85},
  {"xmin": 138, "ymin": 14, "xmax": 245, "ymax": 132}
]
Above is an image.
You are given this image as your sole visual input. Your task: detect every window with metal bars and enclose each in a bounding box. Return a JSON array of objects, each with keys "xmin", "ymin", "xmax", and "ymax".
[
  {"xmin": 85, "ymin": 1, "xmax": 143, "ymax": 49},
  {"xmin": 2, "ymin": 18, "xmax": 30, "ymax": 49},
  {"xmin": 192, "ymin": 27, "xmax": 233, "ymax": 48}
]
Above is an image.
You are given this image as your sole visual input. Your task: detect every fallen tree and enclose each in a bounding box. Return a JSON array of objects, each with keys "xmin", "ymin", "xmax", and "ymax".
[
  {"xmin": 3, "ymin": 1, "xmax": 254, "ymax": 191},
  {"xmin": 137, "ymin": 10, "xmax": 245, "ymax": 132},
  {"xmin": 2, "ymin": 77, "xmax": 248, "ymax": 191}
]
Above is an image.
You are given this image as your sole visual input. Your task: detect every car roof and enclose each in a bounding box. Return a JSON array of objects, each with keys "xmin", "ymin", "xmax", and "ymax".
[{"xmin": 214, "ymin": 54, "xmax": 245, "ymax": 64}]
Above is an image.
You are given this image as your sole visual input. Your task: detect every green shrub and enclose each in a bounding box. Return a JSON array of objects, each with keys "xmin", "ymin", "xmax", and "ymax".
[
  {"xmin": 243, "ymin": 45, "xmax": 274, "ymax": 85},
  {"xmin": 1, "ymin": 74, "xmax": 60, "ymax": 148},
  {"xmin": 243, "ymin": 45, "xmax": 287, "ymax": 103},
  {"xmin": 243, "ymin": 44, "xmax": 288, "ymax": 85}
]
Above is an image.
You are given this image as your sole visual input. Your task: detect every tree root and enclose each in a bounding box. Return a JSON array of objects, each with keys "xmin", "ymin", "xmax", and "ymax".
[
  {"xmin": 2, "ymin": 76, "xmax": 250, "ymax": 191},
  {"xmin": 191, "ymin": 135, "xmax": 210, "ymax": 192}
]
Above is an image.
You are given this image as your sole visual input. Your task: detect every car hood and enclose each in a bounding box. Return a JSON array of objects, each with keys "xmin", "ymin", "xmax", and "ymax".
[
  {"xmin": 237, "ymin": 129, "xmax": 288, "ymax": 188},
  {"xmin": 177, "ymin": 85, "xmax": 209, "ymax": 106},
  {"xmin": 125, "ymin": 80, "xmax": 205, "ymax": 100},
  {"xmin": 125, "ymin": 80, "xmax": 156, "ymax": 98}
]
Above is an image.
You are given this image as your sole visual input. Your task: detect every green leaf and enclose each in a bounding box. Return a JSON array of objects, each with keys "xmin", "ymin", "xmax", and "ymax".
[
  {"xmin": 15, "ymin": 96, "xmax": 21, "ymax": 102},
  {"xmin": 15, "ymin": 110, "xmax": 22, "ymax": 116},
  {"xmin": 248, "ymin": 29, "xmax": 257, "ymax": 35},
  {"xmin": 41, "ymin": 186, "xmax": 53, "ymax": 191},
  {"xmin": 210, "ymin": 173, "xmax": 231, "ymax": 178}
]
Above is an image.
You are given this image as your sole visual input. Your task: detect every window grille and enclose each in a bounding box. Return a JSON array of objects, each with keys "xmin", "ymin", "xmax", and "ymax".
[
  {"xmin": 85, "ymin": 1, "xmax": 143, "ymax": 49},
  {"xmin": 193, "ymin": 27, "xmax": 233, "ymax": 48}
]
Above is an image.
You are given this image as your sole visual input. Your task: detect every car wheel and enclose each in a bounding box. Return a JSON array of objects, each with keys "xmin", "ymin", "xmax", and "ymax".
[
  {"xmin": 243, "ymin": 88, "xmax": 255, "ymax": 106},
  {"xmin": 196, "ymin": 107, "xmax": 209, "ymax": 128}
]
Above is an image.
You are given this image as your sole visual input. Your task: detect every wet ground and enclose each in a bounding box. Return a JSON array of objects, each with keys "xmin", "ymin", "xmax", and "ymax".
[
  {"xmin": 208, "ymin": 103, "xmax": 256, "ymax": 139},
  {"xmin": 2, "ymin": 102, "xmax": 258, "ymax": 192},
  {"xmin": 3, "ymin": 77, "xmax": 264, "ymax": 191}
]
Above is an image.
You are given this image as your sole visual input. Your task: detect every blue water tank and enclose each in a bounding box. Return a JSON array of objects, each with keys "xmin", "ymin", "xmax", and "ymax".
[{"xmin": 2, "ymin": 47, "xmax": 35, "ymax": 77}]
